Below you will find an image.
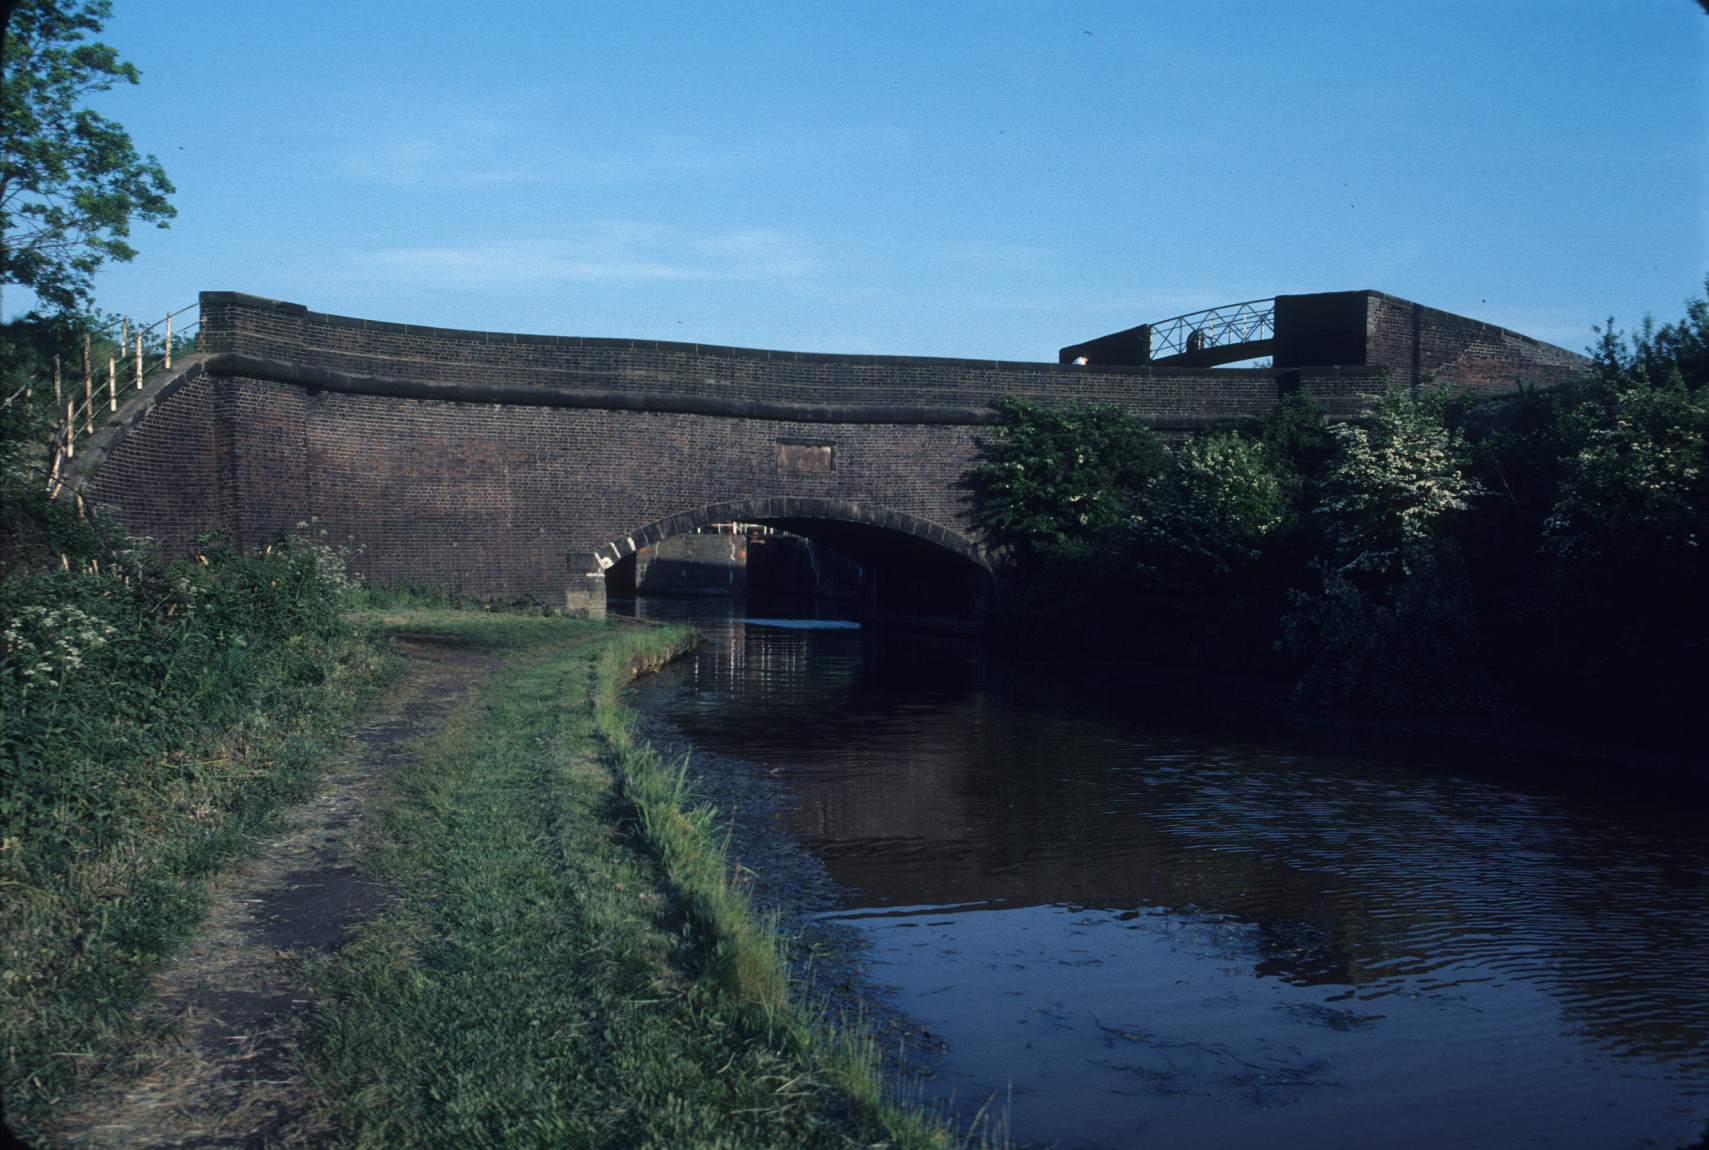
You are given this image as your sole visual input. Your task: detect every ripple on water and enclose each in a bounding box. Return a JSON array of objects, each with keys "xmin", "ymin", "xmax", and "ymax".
[{"xmin": 630, "ymin": 599, "xmax": 1709, "ymax": 1150}]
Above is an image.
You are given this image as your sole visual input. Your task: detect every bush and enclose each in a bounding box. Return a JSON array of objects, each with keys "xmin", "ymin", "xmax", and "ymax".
[
  {"xmin": 0, "ymin": 529, "xmax": 357, "ymax": 877},
  {"xmin": 1125, "ymin": 431, "xmax": 1289, "ymax": 591},
  {"xmin": 1313, "ymin": 385, "xmax": 1486, "ymax": 575},
  {"xmin": 967, "ymin": 396, "xmax": 1168, "ymax": 565},
  {"xmin": 970, "ymin": 288, "xmax": 1706, "ymax": 733},
  {"xmin": 0, "ymin": 519, "xmax": 395, "ymax": 1123},
  {"xmin": 1276, "ymin": 385, "xmax": 1494, "ymax": 709},
  {"xmin": 1280, "ymin": 541, "xmax": 1491, "ymax": 711}
]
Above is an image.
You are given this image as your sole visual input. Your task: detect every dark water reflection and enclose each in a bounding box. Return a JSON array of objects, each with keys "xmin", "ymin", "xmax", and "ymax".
[{"xmin": 624, "ymin": 598, "xmax": 1709, "ymax": 1149}]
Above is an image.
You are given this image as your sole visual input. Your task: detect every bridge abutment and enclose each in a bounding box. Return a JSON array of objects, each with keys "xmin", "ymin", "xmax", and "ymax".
[{"xmin": 566, "ymin": 571, "xmax": 607, "ymax": 618}]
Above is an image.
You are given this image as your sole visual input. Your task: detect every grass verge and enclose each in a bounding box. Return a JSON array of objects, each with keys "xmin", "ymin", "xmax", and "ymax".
[
  {"xmin": 302, "ymin": 611, "xmax": 955, "ymax": 1148},
  {"xmin": 1, "ymin": 606, "xmax": 402, "ymax": 1139}
]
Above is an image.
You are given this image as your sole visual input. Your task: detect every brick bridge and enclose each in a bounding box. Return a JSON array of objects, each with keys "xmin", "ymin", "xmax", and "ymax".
[{"xmin": 72, "ymin": 289, "xmax": 1591, "ymax": 622}]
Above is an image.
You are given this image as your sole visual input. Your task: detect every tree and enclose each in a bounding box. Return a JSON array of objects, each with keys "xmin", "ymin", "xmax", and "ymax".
[
  {"xmin": 967, "ymin": 396, "xmax": 1168, "ymax": 563},
  {"xmin": 1124, "ymin": 431, "xmax": 1289, "ymax": 590},
  {"xmin": 1517, "ymin": 289, "xmax": 1709, "ymax": 721},
  {"xmin": 1312, "ymin": 385, "xmax": 1484, "ymax": 575},
  {"xmin": 1542, "ymin": 374, "xmax": 1708, "ymax": 566},
  {"xmin": 1279, "ymin": 387, "xmax": 1492, "ymax": 710},
  {"xmin": 1, "ymin": 0, "xmax": 174, "ymax": 316}
]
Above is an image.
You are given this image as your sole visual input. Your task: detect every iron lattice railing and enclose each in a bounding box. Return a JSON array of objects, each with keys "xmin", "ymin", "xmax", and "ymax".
[{"xmin": 1145, "ymin": 298, "xmax": 1274, "ymax": 359}]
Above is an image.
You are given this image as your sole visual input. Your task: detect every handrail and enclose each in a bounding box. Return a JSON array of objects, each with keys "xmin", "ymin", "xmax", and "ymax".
[
  {"xmin": 5, "ymin": 302, "xmax": 201, "ymax": 407},
  {"xmin": 0, "ymin": 301, "xmax": 202, "ymax": 498}
]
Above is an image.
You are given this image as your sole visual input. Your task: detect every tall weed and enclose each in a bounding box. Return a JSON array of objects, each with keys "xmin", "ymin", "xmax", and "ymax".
[{"xmin": 0, "ymin": 529, "xmax": 399, "ymax": 1125}]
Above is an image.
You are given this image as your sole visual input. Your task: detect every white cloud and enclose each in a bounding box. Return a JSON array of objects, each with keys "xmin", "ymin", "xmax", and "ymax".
[
  {"xmin": 331, "ymin": 132, "xmax": 731, "ymax": 190},
  {"xmin": 338, "ymin": 135, "xmax": 542, "ymax": 189},
  {"xmin": 361, "ymin": 221, "xmax": 822, "ymax": 286},
  {"xmin": 310, "ymin": 84, "xmax": 734, "ymax": 191},
  {"xmin": 931, "ymin": 242, "xmax": 1056, "ymax": 271}
]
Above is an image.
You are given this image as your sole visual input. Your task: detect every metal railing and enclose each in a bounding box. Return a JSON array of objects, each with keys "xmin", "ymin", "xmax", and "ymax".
[
  {"xmin": 1145, "ymin": 298, "xmax": 1275, "ymax": 360},
  {"xmin": 2, "ymin": 303, "xmax": 202, "ymax": 498}
]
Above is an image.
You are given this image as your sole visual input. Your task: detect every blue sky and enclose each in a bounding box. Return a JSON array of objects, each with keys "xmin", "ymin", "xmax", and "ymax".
[{"xmin": 14, "ymin": 0, "xmax": 1708, "ymax": 361}]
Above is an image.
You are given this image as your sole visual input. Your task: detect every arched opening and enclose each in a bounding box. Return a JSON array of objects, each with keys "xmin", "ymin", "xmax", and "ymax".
[{"xmin": 590, "ymin": 499, "xmax": 994, "ymax": 629}]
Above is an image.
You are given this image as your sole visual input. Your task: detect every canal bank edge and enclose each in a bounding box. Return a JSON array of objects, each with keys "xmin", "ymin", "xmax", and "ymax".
[
  {"xmin": 20, "ymin": 613, "xmax": 958, "ymax": 1149},
  {"xmin": 294, "ymin": 615, "xmax": 958, "ymax": 1147}
]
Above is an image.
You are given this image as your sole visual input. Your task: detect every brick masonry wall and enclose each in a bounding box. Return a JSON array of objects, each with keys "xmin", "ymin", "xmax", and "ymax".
[
  {"xmin": 93, "ymin": 373, "xmax": 992, "ymax": 601},
  {"xmin": 195, "ymin": 292, "xmax": 1290, "ymax": 424},
  {"xmin": 86, "ymin": 294, "xmax": 1395, "ymax": 602},
  {"xmin": 1364, "ymin": 292, "xmax": 1593, "ymax": 393},
  {"xmin": 79, "ymin": 368, "xmax": 234, "ymax": 559}
]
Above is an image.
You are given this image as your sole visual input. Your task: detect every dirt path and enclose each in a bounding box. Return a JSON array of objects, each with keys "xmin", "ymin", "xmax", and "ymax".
[{"xmin": 45, "ymin": 637, "xmax": 504, "ymax": 1149}]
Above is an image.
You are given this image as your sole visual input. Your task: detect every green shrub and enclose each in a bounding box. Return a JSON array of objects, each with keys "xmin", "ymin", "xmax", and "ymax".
[
  {"xmin": 1125, "ymin": 430, "xmax": 1289, "ymax": 591},
  {"xmin": 0, "ymin": 530, "xmax": 358, "ymax": 878},
  {"xmin": 0, "ymin": 515, "xmax": 398, "ymax": 1125},
  {"xmin": 968, "ymin": 395, "xmax": 1169, "ymax": 565},
  {"xmin": 1280, "ymin": 541, "xmax": 1492, "ymax": 711}
]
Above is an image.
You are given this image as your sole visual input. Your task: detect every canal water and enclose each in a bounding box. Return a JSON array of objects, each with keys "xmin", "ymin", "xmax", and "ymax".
[{"xmin": 620, "ymin": 598, "xmax": 1709, "ymax": 1150}]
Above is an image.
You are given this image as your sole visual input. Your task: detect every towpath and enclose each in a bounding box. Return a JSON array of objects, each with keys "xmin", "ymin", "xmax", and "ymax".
[{"xmin": 45, "ymin": 637, "xmax": 501, "ymax": 1148}]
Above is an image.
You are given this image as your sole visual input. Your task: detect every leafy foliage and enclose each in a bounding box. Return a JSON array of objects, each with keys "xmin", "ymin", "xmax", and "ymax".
[
  {"xmin": 1278, "ymin": 387, "xmax": 1493, "ymax": 709},
  {"xmin": 1502, "ymin": 293, "xmax": 1709, "ymax": 720},
  {"xmin": 1278, "ymin": 541, "xmax": 1490, "ymax": 711},
  {"xmin": 969, "ymin": 283, "xmax": 1709, "ymax": 732},
  {"xmin": 1597, "ymin": 293, "xmax": 1709, "ymax": 394},
  {"xmin": 1125, "ymin": 431, "xmax": 1288, "ymax": 589},
  {"xmin": 1, "ymin": 0, "xmax": 175, "ymax": 314},
  {"xmin": 1543, "ymin": 357, "xmax": 1707, "ymax": 566},
  {"xmin": 0, "ymin": 527, "xmax": 398, "ymax": 1126},
  {"xmin": 975, "ymin": 394, "xmax": 1309, "ymax": 664},
  {"xmin": 0, "ymin": 531, "xmax": 357, "ymax": 876},
  {"xmin": 1256, "ymin": 385, "xmax": 1336, "ymax": 484},
  {"xmin": 967, "ymin": 396, "xmax": 1168, "ymax": 562},
  {"xmin": 1314, "ymin": 385, "xmax": 1486, "ymax": 575}
]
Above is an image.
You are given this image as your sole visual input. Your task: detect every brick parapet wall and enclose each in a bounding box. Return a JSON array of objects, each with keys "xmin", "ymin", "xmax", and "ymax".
[
  {"xmin": 1282, "ymin": 365, "xmax": 1392, "ymax": 419},
  {"xmin": 1363, "ymin": 292, "xmax": 1593, "ymax": 393},
  {"xmin": 197, "ymin": 292, "xmax": 1294, "ymax": 425},
  {"xmin": 77, "ymin": 363, "xmax": 235, "ymax": 560}
]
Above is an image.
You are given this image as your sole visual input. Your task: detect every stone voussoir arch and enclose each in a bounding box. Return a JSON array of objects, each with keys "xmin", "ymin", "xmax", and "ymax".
[{"xmin": 588, "ymin": 497, "xmax": 992, "ymax": 577}]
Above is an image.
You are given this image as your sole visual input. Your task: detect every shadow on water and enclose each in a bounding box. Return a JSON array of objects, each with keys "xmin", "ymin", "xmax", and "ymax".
[{"xmin": 622, "ymin": 596, "xmax": 1709, "ymax": 1150}]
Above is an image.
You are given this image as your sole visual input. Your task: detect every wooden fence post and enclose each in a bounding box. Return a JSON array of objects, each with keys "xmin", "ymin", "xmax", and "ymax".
[
  {"xmin": 107, "ymin": 355, "xmax": 117, "ymax": 413},
  {"xmin": 52, "ymin": 356, "xmax": 60, "ymax": 404},
  {"xmin": 134, "ymin": 331, "xmax": 143, "ymax": 389},
  {"xmin": 65, "ymin": 403, "xmax": 74, "ymax": 458},
  {"xmin": 164, "ymin": 311, "xmax": 173, "ymax": 370}
]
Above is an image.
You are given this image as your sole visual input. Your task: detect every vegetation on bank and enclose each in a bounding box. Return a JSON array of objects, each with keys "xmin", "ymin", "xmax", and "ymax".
[
  {"xmin": 3, "ymin": 572, "xmax": 959, "ymax": 1145},
  {"xmin": 2, "ymin": 223, "xmax": 956, "ymax": 1145},
  {"xmin": 0, "ymin": 523, "xmax": 401, "ymax": 1131},
  {"xmin": 0, "ymin": 460, "xmax": 955, "ymax": 1143},
  {"xmin": 971, "ymin": 287, "xmax": 1709, "ymax": 730},
  {"xmin": 302, "ymin": 611, "xmax": 953, "ymax": 1148}
]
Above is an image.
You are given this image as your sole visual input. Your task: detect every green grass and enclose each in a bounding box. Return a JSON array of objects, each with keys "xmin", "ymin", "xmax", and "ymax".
[
  {"xmin": 303, "ymin": 613, "xmax": 955, "ymax": 1148},
  {"xmin": 0, "ymin": 614, "xmax": 402, "ymax": 1131},
  {"xmin": 2, "ymin": 587, "xmax": 963, "ymax": 1147}
]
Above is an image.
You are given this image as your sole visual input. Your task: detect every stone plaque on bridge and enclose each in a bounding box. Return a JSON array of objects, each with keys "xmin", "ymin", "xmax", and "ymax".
[{"xmin": 777, "ymin": 441, "xmax": 834, "ymax": 474}]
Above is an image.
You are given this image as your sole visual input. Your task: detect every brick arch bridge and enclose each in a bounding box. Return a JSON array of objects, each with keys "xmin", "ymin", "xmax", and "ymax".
[{"xmin": 71, "ymin": 290, "xmax": 1591, "ymax": 622}]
